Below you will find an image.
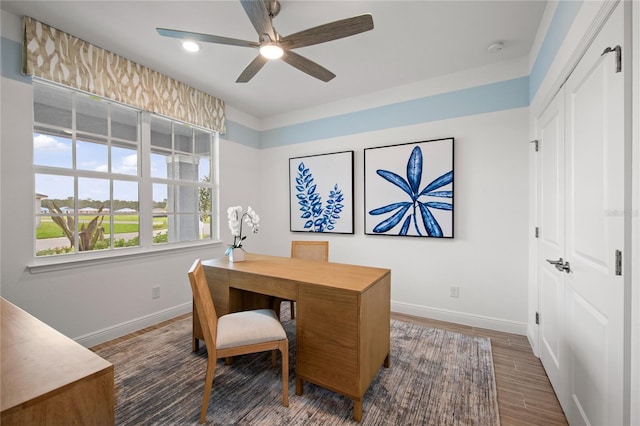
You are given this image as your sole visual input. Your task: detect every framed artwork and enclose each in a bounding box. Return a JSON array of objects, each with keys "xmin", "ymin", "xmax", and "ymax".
[
  {"xmin": 364, "ymin": 138, "xmax": 454, "ymax": 238},
  {"xmin": 289, "ymin": 151, "xmax": 354, "ymax": 233}
]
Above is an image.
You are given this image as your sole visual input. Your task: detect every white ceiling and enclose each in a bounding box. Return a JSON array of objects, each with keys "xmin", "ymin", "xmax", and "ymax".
[{"xmin": 1, "ymin": 0, "xmax": 546, "ymax": 120}]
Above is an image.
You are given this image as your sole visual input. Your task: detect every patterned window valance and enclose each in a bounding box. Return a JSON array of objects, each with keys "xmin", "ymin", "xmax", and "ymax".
[{"xmin": 22, "ymin": 16, "xmax": 225, "ymax": 133}]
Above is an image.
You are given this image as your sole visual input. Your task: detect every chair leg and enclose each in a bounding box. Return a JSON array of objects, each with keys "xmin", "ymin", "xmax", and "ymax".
[
  {"xmin": 199, "ymin": 359, "xmax": 216, "ymax": 424},
  {"xmin": 289, "ymin": 301, "xmax": 295, "ymax": 319},
  {"xmin": 273, "ymin": 298, "xmax": 282, "ymax": 320},
  {"xmin": 280, "ymin": 340, "xmax": 289, "ymax": 407},
  {"xmin": 271, "ymin": 349, "xmax": 277, "ymax": 368}
]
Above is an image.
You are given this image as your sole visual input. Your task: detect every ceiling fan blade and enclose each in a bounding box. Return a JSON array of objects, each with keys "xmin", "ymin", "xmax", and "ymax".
[
  {"xmin": 240, "ymin": 0, "xmax": 276, "ymax": 42},
  {"xmin": 281, "ymin": 51, "xmax": 335, "ymax": 82},
  {"xmin": 281, "ymin": 14, "xmax": 374, "ymax": 49},
  {"xmin": 236, "ymin": 55, "xmax": 269, "ymax": 83},
  {"xmin": 157, "ymin": 28, "xmax": 259, "ymax": 48}
]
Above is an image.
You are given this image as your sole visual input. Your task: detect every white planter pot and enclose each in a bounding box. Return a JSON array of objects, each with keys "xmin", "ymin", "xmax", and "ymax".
[{"xmin": 230, "ymin": 248, "xmax": 245, "ymax": 262}]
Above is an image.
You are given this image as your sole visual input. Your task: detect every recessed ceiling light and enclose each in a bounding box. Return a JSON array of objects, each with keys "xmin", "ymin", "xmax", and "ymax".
[
  {"xmin": 487, "ymin": 41, "xmax": 504, "ymax": 54},
  {"xmin": 182, "ymin": 40, "xmax": 200, "ymax": 53}
]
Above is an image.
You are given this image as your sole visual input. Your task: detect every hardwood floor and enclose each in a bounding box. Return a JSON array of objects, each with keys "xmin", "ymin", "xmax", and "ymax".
[{"xmin": 91, "ymin": 311, "xmax": 568, "ymax": 425}]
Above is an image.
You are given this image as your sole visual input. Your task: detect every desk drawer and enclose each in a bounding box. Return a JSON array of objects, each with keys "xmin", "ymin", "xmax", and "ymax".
[{"xmin": 230, "ymin": 272, "xmax": 298, "ymax": 300}]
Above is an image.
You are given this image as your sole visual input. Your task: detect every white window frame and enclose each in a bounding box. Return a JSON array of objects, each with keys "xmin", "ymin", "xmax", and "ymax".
[{"xmin": 30, "ymin": 80, "xmax": 221, "ymax": 273}]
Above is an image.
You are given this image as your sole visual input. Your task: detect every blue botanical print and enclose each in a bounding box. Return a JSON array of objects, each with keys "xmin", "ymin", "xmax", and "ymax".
[
  {"xmin": 295, "ymin": 162, "xmax": 344, "ymax": 232},
  {"xmin": 369, "ymin": 146, "xmax": 452, "ymax": 237}
]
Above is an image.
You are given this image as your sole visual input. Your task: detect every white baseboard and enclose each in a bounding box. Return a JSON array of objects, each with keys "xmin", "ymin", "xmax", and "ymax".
[
  {"xmin": 76, "ymin": 300, "xmax": 528, "ymax": 348},
  {"xmin": 74, "ymin": 302, "xmax": 192, "ymax": 348},
  {"xmin": 391, "ymin": 300, "xmax": 528, "ymax": 336}
]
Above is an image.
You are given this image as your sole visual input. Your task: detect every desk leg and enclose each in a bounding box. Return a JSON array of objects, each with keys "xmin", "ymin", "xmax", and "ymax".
[
  {"xmin": 353, "ymin": 398, "xmax": 363, "ymax": 422},
  {"xmin": 192, "ymin": 337, "xmax": 199, "ymax": 352},
  {"xmin": 295, "ymin": 377, "xmax": 304, "ymax": 396}
]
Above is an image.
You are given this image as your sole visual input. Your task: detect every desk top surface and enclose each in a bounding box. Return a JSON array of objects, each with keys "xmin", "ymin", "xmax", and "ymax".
[
  {"xmin": 1, "ymin": 298, "xmax": 113, "ymax": 413},
  {"xmin": 202, "ymin": 253, "xmax": 390, "ymax": 293}
]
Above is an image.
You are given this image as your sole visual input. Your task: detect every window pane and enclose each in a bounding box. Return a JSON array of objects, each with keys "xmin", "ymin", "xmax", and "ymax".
[
  {"xmin": 198, "ymin": 156, "xmax": 210, "ymax": 182},
  {"xmin": 111, "ymin": 105, "xmax": 138, "ymax": 141},
  {"xmin": 34, "ymin": 83, "xmax": 72, "ymax": 129},
  {"xmin": 112, "ymin": 141, "xmax": 138, "ymax": 175},
  {"xmin": 35, "ymin": 174, "xmax": 74, "ymax": 209},
  {"xmin": 153, "ymin": 183, "xmax": 168, "ymax": 210},
  {"xmin": 113, "ymin": 180, "xmax": 139, "ymax": 248},
  {"xmin": 150, "ymin": 116, "xmax": 172, "ymax": 149},
  {"xmin": 175, "ymin": 123, "xmax": 192, "ymax": 153},
  {"xmin": 113, "ymin": 180, "xmax": 139, "ymax": 210},
  {"xmin": 152, "ymin": 183, "xmax": 168, "ymax": 245},
  {"xmin": 174, "ymin": 184, "xmax": 196, "ymax": 214},
  {"xmin": 170, "ymin": 155, "xmax": 198, "ymax": 181},
  {"xmin": 35, "ymin": 174, "xmax": 74, "ymax": 256},
  {"xmin": 76, "ymin": 214, "xmax": 108, "ymax": 252},
  {"xmin": 194, "ymin": 130, "xmax": 210, "ymax": 155},
  {"xmin": 76, "ymin": 178, "xmax": 109, "ymax": 252},
  {"xmin": 34, "ymin": 131, "xmax": 72, "ymax": 168},
  {"xmin": 76, "ymin": 95, "xmax": 108, "ymax": 136},
  {"xmin": 77, "ymin": 137, "xmax": 108, "ymax": 172},
  {"xmin": 167, "ymin": 213, "xmax": 198, "ymax": 243},
  {"xmin": 198, "ymin": 186, "xmax": 211, "ymax": 240},
  {"xmin": 150, "ymin": 150, "xmax": 168, "ymax": 179},
  {"xmin": 78, "ymin": 177, "xmax": 109, "ymax": 209},
  {"xmin": 198, "ymin": 186, "xmax": 211, "ymax": 215},
  {"xmin": 110, "ymin": 215, "xmax": 140, "ymax": 248}
]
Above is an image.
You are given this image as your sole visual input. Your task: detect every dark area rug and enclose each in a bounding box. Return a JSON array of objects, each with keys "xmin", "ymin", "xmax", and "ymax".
[{"xmin": 95, "ymin": 312, "xmax": 499, "ymax": 425}]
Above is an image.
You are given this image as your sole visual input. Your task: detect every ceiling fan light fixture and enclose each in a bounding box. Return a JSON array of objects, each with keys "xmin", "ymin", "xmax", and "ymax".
[
  {"xmin": 182, "ymin": 40, "xmax": 200, "ymax": 53},
  {"xmin": 260, "ymin": 43, "xmax": 283, "ymax": 59}
]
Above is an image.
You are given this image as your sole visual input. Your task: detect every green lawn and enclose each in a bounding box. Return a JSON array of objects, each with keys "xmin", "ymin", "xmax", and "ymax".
[{"xmin": 37, "ymin": 216, "xmax": 168, "ymax": 239}]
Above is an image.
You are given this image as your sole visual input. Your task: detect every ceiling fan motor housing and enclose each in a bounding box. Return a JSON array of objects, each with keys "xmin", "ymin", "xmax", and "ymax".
[{"xmin": 264, "ymin": 0, "xmax": 281, "ymax": 18}]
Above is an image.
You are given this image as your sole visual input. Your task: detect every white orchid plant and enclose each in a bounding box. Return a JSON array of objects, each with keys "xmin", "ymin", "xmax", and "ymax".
[{"xmin": 225, "ymin": 206, "xmax": 260, "ymax": 255}]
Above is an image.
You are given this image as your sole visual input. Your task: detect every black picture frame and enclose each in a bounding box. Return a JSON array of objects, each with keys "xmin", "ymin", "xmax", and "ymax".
[
  {"xmin": 289, "ymin": 151, "xmax": 354, "ymax": 234},
  {"xmin": 364, "ymin": 138, "xmax": 454, "ymax": 238}
]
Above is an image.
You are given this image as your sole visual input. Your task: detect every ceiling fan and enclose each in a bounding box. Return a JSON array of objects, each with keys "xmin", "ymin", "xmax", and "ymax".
[{"xmin": 156, "ymin": 0, "xmax": 374, "ymax": 83}]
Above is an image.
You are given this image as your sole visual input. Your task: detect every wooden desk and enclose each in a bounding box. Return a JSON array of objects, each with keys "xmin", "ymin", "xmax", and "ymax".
[
  {"xmin": 195, "ymin": 254, "xmax": 391, "ymax": 421},
  {"xmin": 1, "ymin": 298, "xmax": 114, "ymax": 425}
]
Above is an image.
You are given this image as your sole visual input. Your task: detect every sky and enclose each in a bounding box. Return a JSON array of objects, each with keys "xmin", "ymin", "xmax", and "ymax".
[{"xmin": 34, "ymin": 133, "xmax": 210, "ymax": 203}]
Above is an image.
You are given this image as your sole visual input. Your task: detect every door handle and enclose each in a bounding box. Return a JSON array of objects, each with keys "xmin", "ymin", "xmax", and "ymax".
[{"xmin": 546, "ymin": 258, "xmax": 571, "ymax": 273}]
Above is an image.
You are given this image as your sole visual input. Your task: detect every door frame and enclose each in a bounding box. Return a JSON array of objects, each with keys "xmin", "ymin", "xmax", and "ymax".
[{"xmin": 528, "ymin": 0, "xmax": 634, "ymax": 423}]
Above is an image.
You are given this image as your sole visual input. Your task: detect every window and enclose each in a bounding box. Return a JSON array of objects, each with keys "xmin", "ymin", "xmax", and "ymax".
[{"xmin": 33, "ymin": 81, "xmax": 218, "ymax": 258}]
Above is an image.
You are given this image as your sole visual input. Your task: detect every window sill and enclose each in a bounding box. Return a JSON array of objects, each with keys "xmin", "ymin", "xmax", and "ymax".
[{"xmin": 28, "ymin": 240, "xmax": 223, "ymax": 274}]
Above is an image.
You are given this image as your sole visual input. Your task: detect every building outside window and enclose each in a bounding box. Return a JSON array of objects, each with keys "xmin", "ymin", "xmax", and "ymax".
[{"xmin": 33, "ymin": 80, "xmax": 218, "ymax": 258}]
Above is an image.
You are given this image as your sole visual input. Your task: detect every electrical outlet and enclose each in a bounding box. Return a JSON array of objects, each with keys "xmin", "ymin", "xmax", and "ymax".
[
  {"xmin": 152, "ymin": 286, "xmax": 160, "ymax": 299},
  {"xmin": 450, "ymin": 286, "xmax": 459, "ymax": 298}
]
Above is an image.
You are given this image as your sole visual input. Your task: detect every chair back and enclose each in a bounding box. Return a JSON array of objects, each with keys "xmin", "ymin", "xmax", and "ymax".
[
  {"xmin": 291, "ymin": 241, "xmax": 329, "ymax": 262},
  {"xmin": 188, "ymin": 259, "xmax": 218, "ymax": 355}
]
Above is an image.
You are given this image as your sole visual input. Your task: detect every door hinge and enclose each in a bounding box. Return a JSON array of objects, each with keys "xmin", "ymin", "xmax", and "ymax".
[
  {"xmin": 601, "ymin": 45, "xmax": 622, "ymax": 73},
  {"xmin": 535, "ymin": 227, "xmax": 539, "ymax": 238},
  {"xmin": 615, "ymin": 250, "xmax": 622, "ymax": 276},
  {"xmin": 535, "ymin": 312, "xmax": 540, "ymax": 325},
  {"xmin": 529, "ymin": 139, "xmax": 539, "ymax": 152}
]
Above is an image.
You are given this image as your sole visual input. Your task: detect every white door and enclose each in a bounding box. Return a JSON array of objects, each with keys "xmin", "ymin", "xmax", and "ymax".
[
  {"xmin": 563, "ymin": 3, "xmax": 625, "ymax": 424},
  {"xmin": 536, "ymin": 87, "xmax": 567, "ymax": 409},
  {"xmin": 536, "ymin": 3, "xmax": 625, "ymax": 424}
]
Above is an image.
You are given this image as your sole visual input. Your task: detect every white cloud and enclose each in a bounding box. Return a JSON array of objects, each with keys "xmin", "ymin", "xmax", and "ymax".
[
  {"xmin": 113, "ymin": 154, "xmax": 138, "ymax": 174},
  {"xmin": 34, "ymin": 134, "xmax": 70, "ymax": 151}
]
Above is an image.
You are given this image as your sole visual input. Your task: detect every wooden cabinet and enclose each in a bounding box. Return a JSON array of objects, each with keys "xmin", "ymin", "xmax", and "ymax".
[
  {"xmin": 1, "ymin": 298, "xmax": 114, "ymax": 425},
  {"xmin": 197, "ymin": 254, "xmax": 390, "ymax": 421}
]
